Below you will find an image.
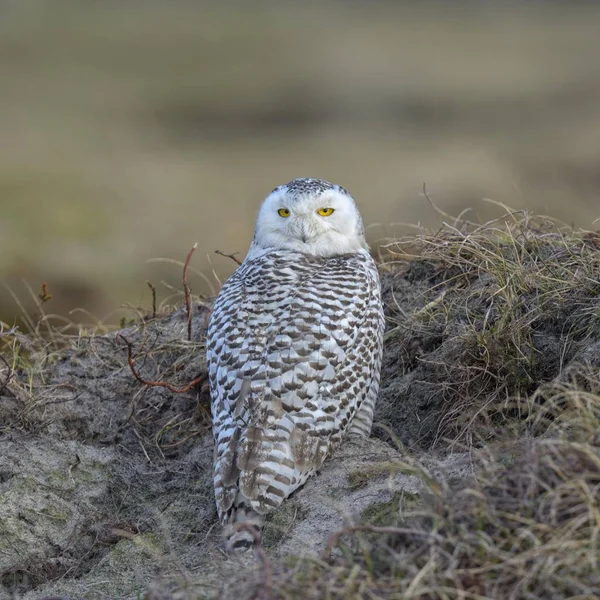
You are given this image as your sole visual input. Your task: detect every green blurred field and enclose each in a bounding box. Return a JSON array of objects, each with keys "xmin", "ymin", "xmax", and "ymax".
[{"xmin": 1, "ymin": 1, "xmax": 600, "ymax": 325}]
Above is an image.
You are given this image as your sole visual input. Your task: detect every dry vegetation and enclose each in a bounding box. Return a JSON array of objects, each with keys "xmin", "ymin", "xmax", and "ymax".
[
  {"xmin": 264, "ymin": 390, "xmax": 600, "ymax": 599},
  {"xmin": 1, "ymin": 209, "xmax": 599, "ymax": 599},
  {"xmin": 377, "ymin": 207, "xmax": 600, "ymax": 449}
]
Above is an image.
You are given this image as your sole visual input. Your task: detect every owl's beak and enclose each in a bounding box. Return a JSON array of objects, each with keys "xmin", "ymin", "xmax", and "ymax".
[{"xmin": 298, "ymin": 221, "xmax": 310, "ymax": 243}]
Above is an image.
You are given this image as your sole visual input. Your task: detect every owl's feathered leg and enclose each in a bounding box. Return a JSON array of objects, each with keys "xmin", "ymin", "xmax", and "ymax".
[{"xmin": 223, "ymin": 492, "xmax": 264, "ymax": 552}]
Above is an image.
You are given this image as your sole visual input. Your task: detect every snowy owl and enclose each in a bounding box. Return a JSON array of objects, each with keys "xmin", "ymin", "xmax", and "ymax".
[{"xmin": 207, "ymin": 178, "xmax": 384, "ymax": 551}]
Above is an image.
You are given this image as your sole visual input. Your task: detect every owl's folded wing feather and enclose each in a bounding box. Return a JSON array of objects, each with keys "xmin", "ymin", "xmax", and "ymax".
[{"xmin": 208, "ymin": 252, "xmax": 383, "ymax": 519}]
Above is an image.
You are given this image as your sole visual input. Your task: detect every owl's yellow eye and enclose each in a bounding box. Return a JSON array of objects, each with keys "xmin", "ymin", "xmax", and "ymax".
[
  {"xmin": 317, "ymin": 207, "xmax": 335, "ymax": 217},
  {"xmin": 278, "ymin": 208, "xmax": 291, "ymax": 218}
]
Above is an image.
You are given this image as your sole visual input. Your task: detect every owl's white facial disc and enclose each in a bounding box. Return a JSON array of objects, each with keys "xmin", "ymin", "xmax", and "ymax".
[{"xmin": 249, "ymin": 178, "xmax": 368, "ymax": 258}]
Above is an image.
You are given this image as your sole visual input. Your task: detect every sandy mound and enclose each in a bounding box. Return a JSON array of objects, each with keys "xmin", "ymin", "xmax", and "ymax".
[{"xmin": 1, "ymin": 216, "xmax": 599, "ymax": 598}]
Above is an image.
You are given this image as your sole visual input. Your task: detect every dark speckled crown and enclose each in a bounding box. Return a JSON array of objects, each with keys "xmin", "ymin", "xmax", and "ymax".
[{"xmin": 273, "ymin": 178, "xmax": 351, "ymax": 198}]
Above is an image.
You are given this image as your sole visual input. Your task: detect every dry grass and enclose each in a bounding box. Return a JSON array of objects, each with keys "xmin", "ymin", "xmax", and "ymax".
[
  {"xmin": 0, "ymin": 262, "xmax": 211, "ymax": 453},
  {"xmin": 377, "ymin": 209, "xmax": 600, "ymax": 449},
  {"xmin": 266, "ymin": 382, "xmax": 600, "ymax": 598}
]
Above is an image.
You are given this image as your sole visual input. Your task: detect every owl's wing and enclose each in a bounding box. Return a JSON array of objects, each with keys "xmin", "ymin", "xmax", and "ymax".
[{"xmin": 208, "ymin": 252, "xmax": 383, "ymax": 518}]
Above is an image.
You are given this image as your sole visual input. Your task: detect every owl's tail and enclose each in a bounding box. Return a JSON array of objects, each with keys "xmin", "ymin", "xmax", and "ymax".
[{"xmin": 223, "ymin": 494, "xmax": 264, "ymax": 552}]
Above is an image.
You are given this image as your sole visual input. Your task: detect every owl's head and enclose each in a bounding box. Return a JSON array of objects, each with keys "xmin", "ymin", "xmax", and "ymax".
[{"xmin": 250, "ymin": 178, "xmax": 368, "ymax": 258}]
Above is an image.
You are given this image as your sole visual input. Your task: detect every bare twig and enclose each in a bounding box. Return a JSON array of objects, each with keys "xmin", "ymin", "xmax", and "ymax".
[
  {"xmin": 421, "ymin": 183, "xmax": 478, "ymax": 229},
  {"xmin": 184, "ymin": 243, "xmax": 198, "ymax": 341},
  {"xmin": 0, "ymin": 353, "xmax": 12, "ymax": 396},
  {"xmin": 146, "ymin": 281, "xmax": 157, "ymax": 319},
  {"xmin": 215, "ymin": 249, "xmax": 242, "ymax": 266},
  {"xmin": 117, "ymin": 333, "xmax": 204, "ymax": 394}
]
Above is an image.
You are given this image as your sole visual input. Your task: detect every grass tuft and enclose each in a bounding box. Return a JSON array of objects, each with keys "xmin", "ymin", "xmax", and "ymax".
[
  {"xmin": 378, "ymin": 212, "xmax": 600, "ymax": 449},
  {"xmin": 265, "ymin": 372, "xmax": 600, "ymax": 599}
]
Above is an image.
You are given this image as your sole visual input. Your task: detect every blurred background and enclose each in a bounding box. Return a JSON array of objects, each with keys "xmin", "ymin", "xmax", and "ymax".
[{"xmin": 1, "ymin": 0, "xmax": 600, "ymax": 327}]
